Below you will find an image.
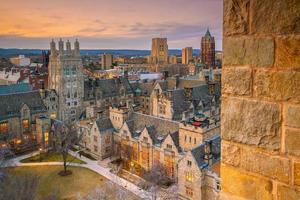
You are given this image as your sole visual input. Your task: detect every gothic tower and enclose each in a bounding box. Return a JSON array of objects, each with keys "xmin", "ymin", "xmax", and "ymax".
[
  {"xmin": 201, "ymin": 28, "xmax": 215, "ymax": 69},
  {"xmin": 48, "ymin": 39, "xmax": 84, "ymax": 122}
]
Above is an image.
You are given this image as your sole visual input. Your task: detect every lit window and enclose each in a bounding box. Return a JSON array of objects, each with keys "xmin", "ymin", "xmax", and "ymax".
[
  {"xmin": 44, "ymin": 132, "xmax": 49, "ymax": 145},
  {"xmin": 185, "ymin": 171, "xmax": 193, "ymax": 182},
  {"xmin": 50, "ymin": 113, "xmax": 56, "ymax": 119},
  {"xmin": 22, "ymin": 119, "xmax": 29, "ymax": 131},
  {"xmin": 0, "ymin": 122, "xmax": 8, "ymax": 134}
]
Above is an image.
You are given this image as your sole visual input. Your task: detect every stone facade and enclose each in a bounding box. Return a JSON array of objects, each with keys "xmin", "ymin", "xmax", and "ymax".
[
  {"xmin": 149, "ymin": 38, "xmax": 169, "ymax": 64},
  {"xmin": 48, "ymin": 39, "xmax": 84, "ymax": 122},
  {"xmin": 221, "ymin": 1, "xmax": 300, "ymax": 199},
  {"xmin": 0, "ymin": 91, "xmax": 52, "ymax": 151}
]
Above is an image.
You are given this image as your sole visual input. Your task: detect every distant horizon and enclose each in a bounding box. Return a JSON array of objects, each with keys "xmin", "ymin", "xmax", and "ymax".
[{"xmin": 0, "ymin": 0, "xmax": 222, "ymax": 50}]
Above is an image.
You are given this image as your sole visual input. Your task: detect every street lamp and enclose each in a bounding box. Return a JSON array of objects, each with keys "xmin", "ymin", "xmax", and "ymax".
[{"xmin": 39, "ymin": 148, "xmax": 43, "ymax": 162}]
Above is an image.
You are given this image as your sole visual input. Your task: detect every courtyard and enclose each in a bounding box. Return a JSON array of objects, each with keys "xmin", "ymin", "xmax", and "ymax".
[{"xmin": 7, "ymin": 166, "xmax": 140, "ymax": 200}]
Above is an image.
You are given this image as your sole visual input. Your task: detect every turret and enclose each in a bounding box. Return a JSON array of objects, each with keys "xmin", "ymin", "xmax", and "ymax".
[
  {"xmin": 58, "ymin": 38, "xmax": 64, "ymax": 54},
  {"xmin": 50, "ymin": 39, "xmax": 56, "ymax": 56},
  {"xmin": 66, "ymin": 40, "xmax": 71, "ymax": 54},
  {"xmin": 74, "ymin": 39, "xmax": 80, "ymax": 56}
]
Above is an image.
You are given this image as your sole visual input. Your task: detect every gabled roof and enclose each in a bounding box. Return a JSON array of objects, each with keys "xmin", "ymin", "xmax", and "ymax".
[
  {"xmin": 170, "ymin": 131, "xmax": 182, "ymax": 153},
  {"xmin": 96, "ymin": 118, "xmax": 114, "ymax": 132},
  {"xmin": 0, "ymin": 91, "xmax": 46, "ymax": 120}
]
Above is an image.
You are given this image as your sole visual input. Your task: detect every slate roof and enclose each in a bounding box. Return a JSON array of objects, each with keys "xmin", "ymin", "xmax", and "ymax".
[
  {"xmin": 96, "ymin": 118, "xmax": 114, "ymax": 132},
  {"xmin": 170, "ymin": 131, "xmax": 182, "ymax": 153},
  {"xmin": 191, "ymin": 135, "xmax": 221, "ymax": 169},
  {"xmin": 131, "ymin": 112, "xmax": 180, "ymax": 136},
  {"xmin": 0, "ymin": 83, "xmax": 32, "ymax": 95},
  {"xmin": 0, "ymin": 91, "xmax": 46, "ymax": 121},
  {"xmin": 84, "ymin": 77, "xmax": 133, "ymax": 100}
]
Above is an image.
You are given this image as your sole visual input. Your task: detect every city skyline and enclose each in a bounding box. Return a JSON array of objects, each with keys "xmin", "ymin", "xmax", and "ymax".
[{"xmin": 0, "ymin": 0, "xmax": 222, "ymax": 50}]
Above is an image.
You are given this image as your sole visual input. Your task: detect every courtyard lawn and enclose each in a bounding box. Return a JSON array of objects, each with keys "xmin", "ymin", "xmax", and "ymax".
[
  {"xmin": 8, "ymin": 166, "xmax": 140, "ymax": 200},
  {"xmin": 20, "ymin": 152, "xmax": 86, "ymax": 164}
]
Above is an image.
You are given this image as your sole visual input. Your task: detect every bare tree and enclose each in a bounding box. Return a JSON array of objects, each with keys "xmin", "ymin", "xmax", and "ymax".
[
  {"xmin": 51, "ymin": 121, "xmax": 82, "ymax": 176},
  {"xmin": 143, "ymin": 163, "xmax": 175, "ymax": 200}
]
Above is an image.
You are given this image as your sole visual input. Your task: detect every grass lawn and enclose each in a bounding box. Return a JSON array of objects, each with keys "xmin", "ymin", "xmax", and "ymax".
[
  {"xmin": 20, "ymin": 152, "xmax": 86, "ymax": 164},
  {"xmin": 8, "ymin": 166, "xmax": 140, "ymax": 200}
]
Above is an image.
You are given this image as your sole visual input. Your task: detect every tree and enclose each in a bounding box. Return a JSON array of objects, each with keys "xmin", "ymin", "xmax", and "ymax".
[
  {"xmin": 142, "ymin": 163, "xmax": 176, "ymax": 200},
  {"xmin": 51, "ymin": 121, "xmax": 82, "ymax": 176}
]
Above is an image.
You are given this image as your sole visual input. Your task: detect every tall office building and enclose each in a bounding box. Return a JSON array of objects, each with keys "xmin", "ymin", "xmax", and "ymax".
[
  {"xmin": 48, "ymin": 39, "xmax": 84, "ymax": 122},
  {"xmin": 201, "ymin": 29, "xmax": 215, "ymax": 68},
  {"xmin": 149, "ymin": 38, "xmax": 168, "ymax": 64},
  {"xmin": 182, "ymin": 47, "xmax": 193, "ymax": 64},
  {"xmin": 101, "ymin": 54, "xmax": 113, "ymax": 70}
]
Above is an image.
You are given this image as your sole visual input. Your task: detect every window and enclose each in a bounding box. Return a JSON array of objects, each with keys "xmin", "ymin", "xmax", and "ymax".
[
  {"xmin": 166, "ymin": 144, "xmax": 172, "ymax": 149},
  {"xmin": 105, "ymin": 136, "xmax": 110, "ymax": 143},
  {"xmin": 94, "ymin": 136, "xmax": 97, "ymax": 142},
  {"xmin": 22, "ymin": 119, "xmax": 29, "ymax": 131},
  {"xmin": 216, "ymin": 181, "xmax": 221, "ymax": 191},
  {"xmin": 185, "ymin": 171, "xmax": 193, "ymax": 182},
  {"xmin": 194, "ymin": 138, "xmax": 196, "ymax": 144},
  {"xmin": 185, "ymin": 186, "xmax": 193, "ymax": 197},
  {"xmin": 74, "ymin": 101, "xmax": 78, "ymax": 106},
  {"xmin": 143, "ymin": 137, "xmax": 148, "ymax": 142},
  {"xmin": 187, "ymin": 160, "xmax": 192, "ymax": 167},
  {"xmin": 189, "ymin": 136, "xmax": 191, "ymax": 143},
  {"xmin": 94, "ymin": 145, "xmax": 98, "ymax": 152},
  {"xmin": 0, "ymin": 122, "xmax": 8, "ymax": 134},
  {"xmin": 44, "ymin": 132, "xmax": 49, "ymax": 146},
  {"xmin": 185, "ymin": 135, "xmax": 187, "ymax": 142}
]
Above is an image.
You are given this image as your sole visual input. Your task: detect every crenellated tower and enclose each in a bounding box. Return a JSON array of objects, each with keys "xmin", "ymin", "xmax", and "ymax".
[{"xmin": 48, "ymin": 39, "xmax": 84, "ymax": 122}]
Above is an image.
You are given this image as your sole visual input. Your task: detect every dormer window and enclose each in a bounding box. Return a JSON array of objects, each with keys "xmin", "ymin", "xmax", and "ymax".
[
  {"xmin": 187, "ymin": 160, "xmax": 192, "ymax": 167},
  {"xmin": 167, "ymin": 144, "xmax": 172, "ymax": 149}
]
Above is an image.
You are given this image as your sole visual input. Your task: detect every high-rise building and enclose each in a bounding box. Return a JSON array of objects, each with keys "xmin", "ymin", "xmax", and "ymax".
[
  {"xmin": 149, "ymin": 38, "xmax": 168, "ymax": 64},
  {"xmin": 101, "ymin": 54, "xmax": 113, "ymax": 70},
  {"xmin": 48, "ymin": 39, "xmax": 84, "ymax": 122},
  {"xmin": 201, "ymin": 29, "xmax": 215, "ymax": 68},
  {"xmin": 182, "ymin": 47, "xmax": 193, "ymax": 64}
]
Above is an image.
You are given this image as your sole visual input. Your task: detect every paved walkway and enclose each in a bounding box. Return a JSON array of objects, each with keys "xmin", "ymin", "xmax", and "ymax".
[{"xmin": 4, "ymin": 151, "xmax": 153, "ymax": 200}]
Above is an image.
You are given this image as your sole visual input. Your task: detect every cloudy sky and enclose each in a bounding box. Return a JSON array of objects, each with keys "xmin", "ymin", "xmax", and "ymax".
[{"xmin": 0, "ymin": 0, "xmax": 223, "ymax": 50}]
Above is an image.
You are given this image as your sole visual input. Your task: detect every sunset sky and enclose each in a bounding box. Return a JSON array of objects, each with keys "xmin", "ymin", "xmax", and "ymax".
[{"xmin": 0, "ymin": 0, "xmax": 223, "ymax": 50}]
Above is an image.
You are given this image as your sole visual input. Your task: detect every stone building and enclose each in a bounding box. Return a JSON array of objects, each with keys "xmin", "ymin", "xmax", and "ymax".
[
  {"xmin": 182, "ymin": 47, "xmax": 193, "ymax": 65},
  {"xmin": 221, "ymin": 0, "xmax": 300, "ymax": 199},
  {"xmin": 48, "ymin": 39, "xmax": 84, "ymax": 122},
  {"xmin": 83, "ymin": 77, "xmax": 134, "ymax": 116},
  {"xmin": 201, "ymin": 29, "xmax": 215, "ymax": 69},
  {"xmin": 101, "ymin": 54, "xmax": 113, "ymax": 70},
  {"xmin": 0, "ymin": 91, "xmax": 51, "ymax": 151},
  {"xmin": 178, "ymin": 135, "xmax": 220, "ymax": 200},
  {"xmin": 149, "ymin": 38, "xmax": 169, "ymax": 64},
  {"xmin": 150, "ymin": 76, "xmax": 220, "ymax": 121}
]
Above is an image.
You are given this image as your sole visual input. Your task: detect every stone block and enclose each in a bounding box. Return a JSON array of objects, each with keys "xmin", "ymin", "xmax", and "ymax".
[
  {"xmin": 222, "ymin": 67, "xmax": 252, "ymax": 96},
  {"xmin": 221, "ymin": 164, "xmax": 273, "ymax": 200},
  {"xmin": 251, "ymin": 0, "xmax": 300, "ymax": 34},
  {"xmin": 223, "ymin": 37, "xmax": 274, "ymax": 67},
  {"xmin": 240, "ymin": 148, "xmax": 290, "ymax": 183},
  {"xmin": 277, "ymin": 184, "xmax": 300, "ymax": 200},
  {"xmin": 275, "ymin": 36, "xmax": 300, "ymax": 70},
  {"xmin": 224, "ymin": 0, "xmax": 250, "ymax": 36},
  {"xmin": 284, "ymin": 128, "xmax": 300, "ymax": 156},
  {"xmin": 222, "ymin": 97, "xmax": 281, "ymax": 150},
  {"xmin": 295, "ymin": 161, "xmax": 300, "ymax": 186},
  {"xmin": 254, "ymin": 70, "xmax": 300, "ymax": 102},
  {"xmin": 284, "ymin": 104, "xmax": 300, "ymax": 128},
  {"xmin": 221, "ymin": 142, "xmax": 241, "ymax": 167}
]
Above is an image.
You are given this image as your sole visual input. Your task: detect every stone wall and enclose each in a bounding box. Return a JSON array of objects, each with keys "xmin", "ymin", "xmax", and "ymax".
[{"xmin": 221, "ymin": 0, "xmax": 300, "ymax": 199}]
